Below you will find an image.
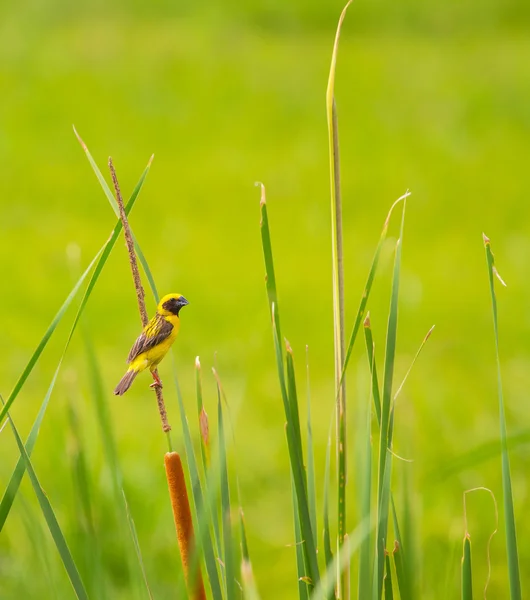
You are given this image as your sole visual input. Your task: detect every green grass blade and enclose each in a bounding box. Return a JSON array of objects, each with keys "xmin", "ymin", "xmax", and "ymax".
[
  {"xmin": 391, "ymin": 498, "xmax": 410, "ymax": 600},
  {"xmin": 0, "ymin": 248, "xmax": 101, "ymax": 429},
  {"xmin": 461, "ymin": 535, "xmax": 472, "ymax": 600},
  {"xmin": 483, "ymin": 234, "xmax": 521, "ymax": 600},
  {"xmin": 67, "ymin": 396, "xmax": 105, "ymax": 599},
  {"xmin": 216, "ymin": 373, "xmax": 237, "ymax": 600},
  {"xmin": 173, "ymin": 364, "xmax": 223, "ymax": 600},
  {"xmin": 310, "ymin": 518, "xmax": 371, "ymax": 600},
  {"xmin": 84, "ymin": 329, "xmax": 148, "ymax": 600},
  {"xmin": 358, "ymin": 350, "xmax": 374, "ymax": 600},
  {"xmin": 326, "ymin": 3, "xmax": 352, "ymax": 560},
  {"xmin": 258, "ymin": 188, "xmax": 319, "ymax": 587},
  {"xmin": 364, "ymin": 314, "xmax": 382, "ymax": 426},
  {"xmin": 374, "ymin": 451, "xmax": 393, "ymax": 600},
  {"xmin": 74, "ymin": 127, "xmax": 159, "ymax": 300},
  {"xmin": 323, "ymin": 414, "xmax": 334, "ymax": 572},
  {"xmin": 240, "ymin": 506, "xmax": 261, "ymax": 600},
  {"xmin": 276, "ymin": 320, "xmax": 319, "ymax": 588},
  {"xmin": 339, "ymin": 192, "xmax": 410, "ymax": 390},
  {"xmin": 195, "ymin": 358, "xmax": 223, "ymax": 567},
  {"xmin": 0, "ymin": 364, "xmax": 60, "ymax": 532},
  {"xmin": 195, "ymin": 357, "xmax": 210, "ymax": 475},
  {"xmin": 5, "ymin": 405, "xmax": 89, "ymax": 600},
  {"xmin": 374, "ymin": 200, "xmax": 406, "ymax": 600},
  {"xmin": 306, "ymin": 347, "xmax": 318, "ymax": 553},
  {"xmin": 384, "ymin": 554, "xmax": 394, "ymax": 600},
  {"xmin": 286, "ymin": 342, "xmax": 306, "ymax": 491},
  {"xmin": 122, "ymin": 491, "xmax": 154, "ymax": 600},
  {"xmin": 258, "ymin": 183, "xmax": 282, "ymax": 352},
  {"xmin": 292, "ymin": 480, "xmax": 310, "ymax": 600}
]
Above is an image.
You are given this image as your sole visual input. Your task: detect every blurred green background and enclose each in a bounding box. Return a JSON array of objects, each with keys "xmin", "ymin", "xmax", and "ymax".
[{"xmin": 1, "ymin": 0, "xmax": 529, "ymax": 598}]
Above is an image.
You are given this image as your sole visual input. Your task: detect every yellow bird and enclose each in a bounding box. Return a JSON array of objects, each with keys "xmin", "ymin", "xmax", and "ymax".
[{"xmin": 114, "ymin": 293, "xmax": 189, "ymax": 396}]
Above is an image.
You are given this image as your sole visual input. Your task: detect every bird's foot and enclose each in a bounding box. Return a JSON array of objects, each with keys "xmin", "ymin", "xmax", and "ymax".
[{"xmin": 150, "ymin": 371, "xmax": 163, "ymax": 389}]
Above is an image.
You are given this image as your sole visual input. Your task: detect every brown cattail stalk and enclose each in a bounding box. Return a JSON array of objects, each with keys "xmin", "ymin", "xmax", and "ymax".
[
  {"xmin": 165, "ymin": 452, "xmax": 206, "ymax": 600},
  {"xmin": 108, "ymin": 157, "xmax": 170, "ymax": 433}
]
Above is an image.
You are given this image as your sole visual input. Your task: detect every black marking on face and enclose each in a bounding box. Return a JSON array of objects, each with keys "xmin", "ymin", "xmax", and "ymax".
[{"xmin": 162, "ymin": 296, "xmax": 189, "ymax": 316}]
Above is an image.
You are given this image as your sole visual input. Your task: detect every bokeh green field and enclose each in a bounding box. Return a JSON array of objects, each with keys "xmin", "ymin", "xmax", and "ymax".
[{"xmin": 1, "ymin": 1, "xmax": 530, "ymax": 598}]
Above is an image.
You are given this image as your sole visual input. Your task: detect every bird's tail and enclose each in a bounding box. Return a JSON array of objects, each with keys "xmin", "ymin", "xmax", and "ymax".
[{"xmin": 114, "ymin": 369, "xmax": 138, "ymax": 396}]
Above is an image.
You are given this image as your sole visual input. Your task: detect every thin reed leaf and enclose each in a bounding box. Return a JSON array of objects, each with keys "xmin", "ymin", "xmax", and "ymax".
[
  {"xmin": 461, "ymin": 535, "xmax": 472, "ymax": 600},
  {"xmin": 364, "ymin": 314, "xmax": 382, "ymax": 425},
  {"xmin": 74, "ymin": 127, "xmax": 159, "ymax": 300},
  {"xmin": 122, "ymin": 491, "xmax": 154, "ymax": 600},
  {"xmin": 0, "ymin": 249, "xmax": 100, "ymax": 429},
  {"xmin": 173, "ymin": 364, "xmax": 223, "ymax": 600},
  {"xmin": 292, "ymin": 481, "xmax": 310, "ymax": 600},
  {"xmin": 358, "ymin": 347, "xmax": 374, "ymax": 600},
  {"xmin": 384, "ymin": 554, "xmax": 394, "ymax": 600},
  {"xmin": 257, "ymin": 183, "xmax": 282, "ymax": 349},
  {"xmin": 326, "ymin": 4, "xmax": 351, "ymax": 562},
  {"xmin": 310, "ymin": 518, "xmax": 371, "ymax": 600},
  {"xmin": 483, "ymin": 233, "xmax": 521, "ymax": 600},
  {"xmin": 375, "ymin": 201, "xmax": 406, "ymax": 600},
  {"xmin": 240, "ymin": 512, "xmax": 261, "ymax": 600},
  {"xmin": 4, "ymin": 404, "xmax": 89, "ymax": 600},
  {"xmin": 258, "ymin": 188, "xmax": 319, "ymax": 587},
  {"xmin": 195, "ymin": 357, "xmax": 210, "ymax": 474},
  {"xmin": 339, "ymin": 192, "xmax": 410, "ymax": 390},
  {"xmin": 463, "ymin": 487, "xmax": 498, "ymax": 599},
  {"xmin": 374, "ymin": 450, "xmax": 393, "ymax": 600},
  {"xmin": 391, "ymin": 499, "xmax": 410, "ymax": 600},
  {"xmin": 84, "ymin": 329, "xmax": 149, "ymax": 600},
  {"xmin": 277, "ymin": 322, "xmax": 319, "ymax": 588},
  {"xmin": 323, "ymin": 415, "xmax": 334, "ymax": 572},
  {"xmin": 285, "ymin": 341, "xmax": 306, "ymax": 488},
  {"xmin": 216, "ymin": 371, "xmax": 237, "ymax": 600},
  {"xmin": 0, "ymin": 364, "xmax": 60, "ymax": 532},
  {"xmin": 67, "ymin": 396, "xmax": 105, "ymax": 599},
  {"xmin": 305, "ymin": 347, "xmax": 318, "ymax": 553},
  {"xmin": 393, "ymin": 326, "xmax": 435, "ymax": 403}
]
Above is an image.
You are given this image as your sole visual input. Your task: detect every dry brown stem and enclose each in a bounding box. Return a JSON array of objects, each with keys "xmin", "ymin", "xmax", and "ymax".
[{"xmin": 108, "ymin": 157, "xmax": 171, "ymax": 433}]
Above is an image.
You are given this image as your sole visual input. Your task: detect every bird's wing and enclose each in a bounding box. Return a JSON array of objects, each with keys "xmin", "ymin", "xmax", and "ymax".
[{"xmin": 126, "ymin": 315, "xmax": 174, "ymax": 363}]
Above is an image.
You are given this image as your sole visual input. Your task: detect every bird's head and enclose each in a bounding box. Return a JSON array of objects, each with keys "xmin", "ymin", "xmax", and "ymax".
[{"xmin": 157, "ymin": 293, "xmax": 189, "ymax": 317}]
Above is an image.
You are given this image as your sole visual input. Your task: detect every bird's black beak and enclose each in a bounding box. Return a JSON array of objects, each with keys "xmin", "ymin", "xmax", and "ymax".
[{"xmin": 178, "ymin": 296, "xmax": 189, "ymax": 307}]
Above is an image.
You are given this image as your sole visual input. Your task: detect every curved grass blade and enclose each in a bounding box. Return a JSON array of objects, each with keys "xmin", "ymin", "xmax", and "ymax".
[
  {"xmin": 4, "ymin": 403, "xmax": 89, "ymax": 600},
  {"xmin": 0, "ymin": 158, "xmax": 152, "ymax": 530},
  {"xmin": 74, "ymin": 127, "xmax": 159, "ymax": 300},
  {"xmin": 0, "ymin": 248, "xmax": 100, "ymax": 429},
  {"xmin": 483, "ymin": 234, "xmax": 521, "ymax": 600},
  {"xmin": 339, "ymin": 192, "xmax": 410, "ymax": 392}
]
